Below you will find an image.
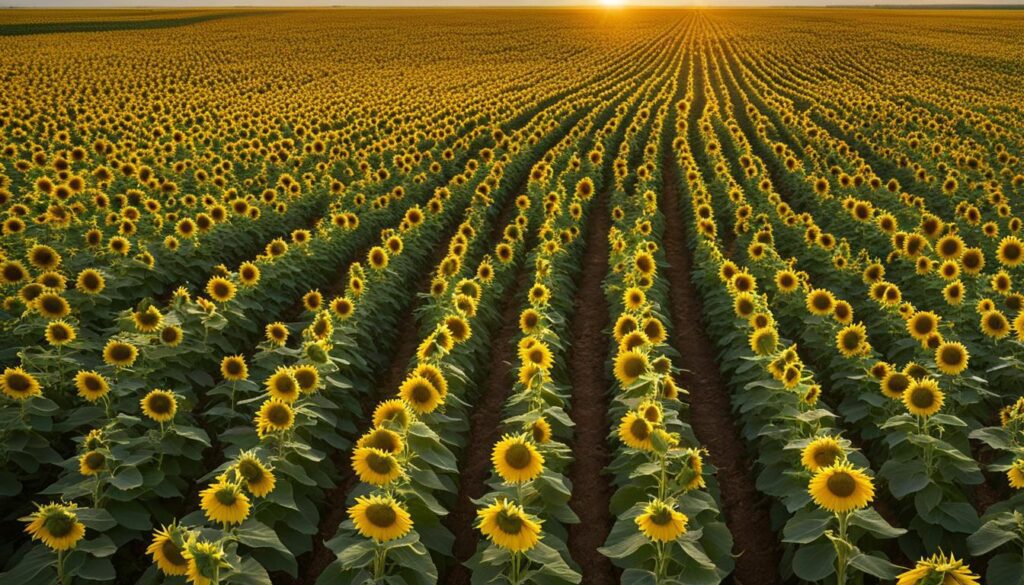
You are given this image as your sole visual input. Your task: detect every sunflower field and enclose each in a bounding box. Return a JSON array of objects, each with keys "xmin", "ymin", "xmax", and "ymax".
[{"xmin": 1, "ymin": 7, "xmax": 1023, "ymax": 585}]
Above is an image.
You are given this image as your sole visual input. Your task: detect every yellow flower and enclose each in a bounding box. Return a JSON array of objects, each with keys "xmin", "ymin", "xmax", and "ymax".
[
  {"xmin": 492, "ymin": 435, "xmax": 544, "ymax": 484},
  {"xmin": 618, "ymin": 411, "xmax": 653, "ymax": 451},
  {"xmin": 808, "ymin": 463, "xmax": 875, "ymax": 513},
  {"xmin": 352, "ymin": 447, "xmax": 402, "ymax": 486},
  {"xmin": 199, "ymin": 479, "xmax": 250, "ymax": 526},
  {"xmin": 266, "ymin": 367, "xmax": 300, "ymax": 402},
  {"xmin": 146, "ymin": 524, "xmax": 190, "ymax": 576},
  {"xmin": 805, "ymin": 288, "xmax": 835, "ymax": 316},
  {"xmin": 357, "ymin": 428, "xmax": 404, "ymax": 454},
  {"xmin": 141, "ymin": 389, "xmax": 178, "ymax": 423},
  {"xmin": 835, "ymin": 323, "xmax": 869, "ymax": 357},
  {"xmin": 349, "ymin": 494, "xmax": 412, "ymax": 543},
  {"xmin": 45, "ymin": 320, "xmax": 76, "ymax": 346},
  {"xmin": 896, "ymin": 551, "xmax": 980, "ymax": 585},
  {"xmin": 636, "ymin": 499, "xmax": 688, "ymax": 543},
  {"xmin": 133, "ymin": 305, "xmax": 163, "ymax": 333},
  {"xmin": 74, "ymin": 370, "xmax": 109, "ymax": 402},
  {"xmin": 614, "ymin": 350, "xmax": 649, "ymax": 386},
  {"xmin": 22, "ymin": 502, "xmax": 85, "ymax": 551},
  {"xmin": 800, "ymin": 436, "xmax": 844, "ymax": 472},
  {"xmin": 255, "ymin": 399, "xmax": 294, "ymax": 438},
  {"xmin": 1, "ymin": 367, "xmax": 42, "ymax": 400},
  {"xmin": 903, "ymin": 378, "xmax": 944, "ymax": 417},
  {"xmin": 220, "ymin": 355, "xmax": 248, "ymax": 382},
  {"xmin": 399, "ymin": 374, "xmax": 442, "ymax": 414},
  {"xmin": 103, "ymin": 340, "xmax": 138, "ymax": 368},
  {"xmin": 934, "ymin": 341, "xmax": 968, "ymax": 376},
  {"xmin": 477, "ymin": 498, "xmax": 542, "ymax": 552},
  {"xmin": 265, "ymin": 322, "xmax": 289, "ymax": 345},
  {"xmin": 373, "ymin": 399, "xmax": 412, "ymax": 429},
  {"xmin": 234, "ymin": 451, "xmax": 276, "ymax": 497},
  {"xmin": 79, "ymin": 450, "xmax": 106, "ymax": 476},
  {"xmin": 206, "ymin": 277, "xmax": 236, "ymax": 303},
  {"xmin": 1007, "ymin": 459, "xmax": 1024, "ymax": 489},
  {"xmin": 182, "ymin": 538, "xmax": 229, "ymax": 585}
]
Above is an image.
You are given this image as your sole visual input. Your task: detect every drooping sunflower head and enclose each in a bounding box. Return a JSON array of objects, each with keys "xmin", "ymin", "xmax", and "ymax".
[
  {"xmin": 530, "ymin": 417, "xmax": 552, "ymax": 444},
  {"xmin": 200, "ymin": 479, "xmax": 250, "ymax": 526},
  {"xmin": 147, "ymin": 524, "xmax": 190, "ymax": 576},
  {"xmin": 373, "ymin": 399, "xmax": 412, "ymax": 430},
  {"xmin": 22, "ymin": 502, "xmax": 85, "ymax": 551},
  {"xmin": 477, "ymin": 498, "xmax": 542, "ymax": 552},
  {"xmin": 182, "ymin": 538, "xmax": 229, "ymax": 585},
  {"xmin": 352, "ymin": 446, "xmax": 402, "ymax": 486},
  {"xmin": 800, "ymin": 436, "xmax": 845, "ymax": 472},
  {"xmin": 636, "ymin": 498, "xmax": 688, "ymax": 543},
  {"xmin": 749, "ymin": 326, "xmax": 779, "ymax": 356},
  {"xmin": 357, "ymin": 427, "xmax": 405, "ymax": 454},
  {"xmin": 233, "ymin": 451, "xmax": 276, "ymax": 497},
  {"xmin": 492, "ymin": 434, "xmax": 544, "ymax": 484},
  {"xmin": 808, "ymin": 462, "xmax": 875, "ymax": 513},
  {"xmin": 349, "ymin": 494, "xmax": 413, "ymax": 543},
  {"xmin": 896, "ymin": 551, "xmax": 980, "ymax": 585}
]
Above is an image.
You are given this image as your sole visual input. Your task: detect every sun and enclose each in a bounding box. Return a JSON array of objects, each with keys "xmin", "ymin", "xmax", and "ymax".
[{"xmin": 599, "ymin": 0, "xmax": 626, "ymax": 7}]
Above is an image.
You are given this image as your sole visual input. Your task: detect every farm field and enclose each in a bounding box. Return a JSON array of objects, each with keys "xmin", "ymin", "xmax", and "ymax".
[{"xmin": 1, "ymin": 7, "xmax": 1023, "ymax": 585}]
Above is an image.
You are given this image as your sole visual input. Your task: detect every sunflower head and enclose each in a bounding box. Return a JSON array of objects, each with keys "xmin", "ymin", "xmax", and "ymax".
[
  {"xmin": 349, "ymin": 494, "xmax": 413, "ymax": 543},
  {"xmin": 477, "ymin": 498, "xmax": 542, "ymax": 552},
  {"xmin": 103, "ymin": 339, "xmax": 138, "ymax": 368},
  {"xmin": 897, "ymin": 551, "xmax": 980, "ymax": 585},
  {"xmin": 2, "ymin": 367, "xmax": 42, "ymax": 401},
  {"xmin": 147, "ymin": 524, "xmax": 190, "ymax": 576},
  {"xmin": 141, "ymin": 389, "xmax": 178, "ymax": 423},
  {"xmin": 22, "ymin": 502, "xmax": 85, "ymax": 551},
  {"xmin": 255, "ymin": 399, "xmax": 295, "ymax": 438},
  {"xmin": 234, "ymin": 451, "xmax": 276, "ymax": 497},
  {"xmin": 808, "ymin": 462, "xmax": 875, "ymax": 513},
  {"xmin": 352, "ymin": 447, "xmax": 402, "ymax": 486},
  {"xmin": 801, "ymin": 436, "xmax": 845, "ymax": 472},
  {"xmin": 636, "ymin": 498, "xmax": 688, "ymax": 543},
  {"xmin": 200, "ymin": 479, "xmax": 250, "ymax": 526},
  {"xmin": 492, "ymin": 435, "xmax": 544, "ymax": 484}
]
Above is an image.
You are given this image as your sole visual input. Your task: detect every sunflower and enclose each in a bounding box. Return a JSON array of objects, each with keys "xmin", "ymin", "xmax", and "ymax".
[
  {"xmin": 444, "ymin": 315, "xmax": 472, "ymax": 344},
  {"xmin": 200, "ymin": 479, "xmax": 250, "ymax": 526},
  {"xmin": 998, "ymin": 236, "xmax": 1024, "ymax": 267},
  {"xmin": 835, "ymin": 323, "xmax": 869, "ymax": 358},
  {"xmin": 146, "ymin": 524, "xmax": 189, "ymax": 576},
  {"xmin": 103, "ymin": 339, "xmax": 138, "ymax": 368},
  {"xmin": 22, "ymin": 502, "xmax": 85, "ymax": 551},
  {"xmin": 204, "ymin": 277, "xmax": 236, "ymax": 303},
  {"xmin": 255, "ymin": 399, "xmax": 294, "ymax": 438},
  {"xmin": 352, "ymin": 447, "xmax": 402, "ymax": 486},
  {"xmin": 35, "ymin": 292, "xmax": 70, "ymax": 319},
  {"xmin": 79, "ymin": 450, "xmax": 106, "ymax": 476},
  {"xmin": 530, "ymin": 418, "xmax": 552, "ymax": 444},
  {"xmin": 805, "ymin": 289, "xmax": 835, "ymax": 316},
  {"xmin": 28, "ymin": 244, "xmax": 61, "ymax": 270},
  {"xmin": 349, "ymin": 494, "xmax": 413, "ymax": 543},
  {"xmin": 880, "ymin": 371, "xmax": 911, "ymax": 400},
  {"xmin": 492, "ymin": 435, "xmax": 544, "ymax": 484},
  {"xmin": 183, "ymin": 538, "xmax": 229, "ymax": 585},
  {"xmin": 399, "ymin": 374, "xmax": 442, "ymax": 414},
  {"xmin": 521, "ymin": 340, "xmax": 553, "ymax": 371},
  {"xmin": 74, "ymin": 370, "xmax": 109, "ymax": 402},
  {"xmin": 896, "ymin": 551, "xmax": 980, "ymax": 585},
  {"xmin": 801, "ymin": 436, "xmax": 844, "ymax": 472},
  {"xmin": 636, "ymin": 499, "xmax": 688, "ymax": 543},
  {"xmin": 477, "ymin": 498, "xmax": 542, "ymax": 552},
  {"xmin": 265, "ymin": 322, "xmax": 289, "ymax": 346},
  {"xmin": 238, "ymin": 262, "xmax": 260, "ymax": 286},
  {"xmin": 907, "ymin": 311, "xmax": 940, "ymax": 341},
  {"xmin": 618, "ymin": 411, "xmax": 653, "ymax": 451},
  {"xmin": 292, "ymin": 365, "xmax": 320, "ymax": 394},
  {"xmin": 903, "ymin": 378, "xmax": 944, "ymax": 417},
  {"xmin": 234, "ymin": 451, "xmax": 276, "ymax": 497},
  {"xmin": 808, "ymin": 463, "xmax": 874, "ymax": 513},
  {"xmin": 614, "ymin": 350, "xmax": 649, "ymax": 386},
  {"xmin": 934, "ymin": 342, "xmax": 969, "ymax": 376},
  {"xmin": 160, "ymin": 325, "xmax": 184, "ymax": 347},
  {"xmin": 980, "ymin": 310, "xmax": 1011, "ymax": 339},
  {"xmin": 373, "ymin": 399, "xmax": 412, "ymax": 429},
  {"xmin": 330, "ymin": 297, "xmax": 354, "ymax": 319},
  {"xmin": 1, "ymin": 367, "xmax": 42, "ymax": 400},
  {"xmin": 265, "ymin": 367, "xmax": 299, "ymax": 402},
  {"xmin": 943, "ymin": 280, "xmax": 965, "ymax": 305},
  {"xmin": 220, "ymin": 355, "xmax": 248, "ymax": 382},
  {"xmin": 623, "ymin": 287, "xmax": 646, "ymax": 311},
  {"xmin": 414, "ymin": 363, "xmax": 448, "ymax": 397},
  {"xmin": 749, "ymin": 327, "xmax": 778, "ymax": 356},
  {"xmin": 141, "ymin": 389, "xmax": 178, "ymax": 423},
  {"xmin": 357, "ymin": 427, "xmax": 404, "ymax": 454}
]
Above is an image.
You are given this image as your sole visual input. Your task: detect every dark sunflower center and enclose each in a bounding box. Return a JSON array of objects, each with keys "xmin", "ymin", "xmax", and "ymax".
[
  {"xmin": 226, "ymin": 361, "xmax": 243, "ymax": 376},
  {"xmin": 812, "ymin": 295, "xmax": 831, "ymax": 310},
  {"xmin": 84, "ymin": 376, "xmax": 102, "ymax": 392},
  {"xmin": 214, "ymin": 487, "xmax": 237, "ymax": 506},
  {"xmin": 495, "ymin": 510, "xmax": 524, "ymax": 535},
  {"xmin": 410, "ymin": 382, "xmax": 433, "ymax": 404},
  {"xmin": 111, "ymin": 344, "xmax": 133, "ymax": 361},
  {"xmin": 887, "ymin": 374, "xmax": 910, "ymax": 394},
  {"xmin": 213, "ymin": 283, "xmax": 230, "ymax": 297},
  {"xmin": 43, "ymin": 514, "xmax": 75, "ymax": 537},
  {"xmin": 365, "ymin": 503, "xmax": 397, "ymax": 528},
  {"xmin": 842, "ymin": 331, "xmax": 861, "ymax": 350},
  {"xmin": 42, "ymin": 297, "xmax": 64, "ymax": 313},
  {"xmin": 8, "ymin": 373, "xmax": 31, "ymax": 392},
  {"xmin": 813, "ymin": 446, "xmax": 839, "ymax": 467},
  {"xmin": 622, "ymin": 355, "xmax": 646, "ymax": 379},
  {"xmin": 1006, "ymin": 245, "xmax": 1021, "ymax": 260},
  {"xmin": 148, "ymin": 394, "xmax": 172, "ymax": 414},
  {"xmin": 940, "ymin": 347, "xmax": 963, "ymax": 366},
  {"xmin": 162, "ymin": 539, "xmax": 188, "ymax": 566},
  {"xmin": 366, "ymin": 451, "xmax": 395, "ymax": 474},
  {"xmin": 910, "ymin": 387, "xmax": 936, "ymax": 409},
  {"xmin": 630, "ymin": 418, "xmax": 650, "ymax": 441},
  {"xmin": 913, "ymin": 317, "xmax": 934, "ymax": 335},
  {"xmin": 51, "ymin": 325, "xmax": 70, "ymax": 340},
  {"xmin": 267, "ymin": 404, "xmax": 290, "ymax": 425},
  {"xmin": 274, "ymin": 375, "xmax": 297, "ymax": 396},
  {"xmin": 649, "ymin": 508, "xmax": 673, "ymax": 526},
  {"xmin": 504, "ymin": 444, "xmax": 533, "ymax": 470},
  {"xmin": 367, "ymin": 431, "xmax": 397, "ymax": 452},
  {"xmin": 84, "ymin": 451, "xmax": 106, "ymax": 469},
  {"xmin": 826, "ymin": 472, "xmax": 857, "ymax": 498},
  {"xmin": 988, "ymin": 315, "xmax": 1006, "ymax": 331}
]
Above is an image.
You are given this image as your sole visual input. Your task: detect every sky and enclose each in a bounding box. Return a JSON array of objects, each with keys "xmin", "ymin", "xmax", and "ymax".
[{"xmin": 3, "ymin": 0, "xmax": 1021, "ymax": 6}]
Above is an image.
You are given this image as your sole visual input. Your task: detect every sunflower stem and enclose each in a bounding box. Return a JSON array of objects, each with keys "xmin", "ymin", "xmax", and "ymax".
[
  {"xmin": 835, "ymin": 511, "xmax": 851, "ymax": 585},
  {"xmin": 56, "ymin": 549, "xmax": 66, "ymax": 585}
]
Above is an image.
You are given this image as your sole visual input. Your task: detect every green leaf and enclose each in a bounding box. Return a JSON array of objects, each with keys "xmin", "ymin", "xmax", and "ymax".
[
  {"xmin": 76, "ymin": 508, "xmax": 117, "ymax": 531},
  {"xmin": 988, "ymin": 552, "xmax": 1024, "ymax": 585},
  {"xmin": 969, "ymin": 515, "xmax": 1020, "ymax": 555},
  {"xmin": 235, "ymin": 519, "xmax": 291, "ymax": 556},
  {"xmin": 782, "ymin": 510, "xmax": 832, "ymax": 544},
  {"xmin": 78, "ymin": 535, "xmax": 117, "ymax": 558},
  {"xmin": 109, "ymin": 465, "xmax": 144, "ymax": 491},
  {"xmin": 848, "ymin": 552, "xmax": 903, "ymax": 579},
  {"xmin": 792, "ymin": 540, "xmax": 836, "ymax": 581},
  {"xmin": 0, "ymin": 546, "xmax": 54, "ymax": 582},
  {"xmin": 78, "ymin": 557, "xmax": 115, "ymax": 581},
  {"xmin": 850, "ymin": 508, "xmax": 906, "ymax": 539},
  {"xmin": 598, "ymin": 531, "xmax": 650, "ymax": 559}
]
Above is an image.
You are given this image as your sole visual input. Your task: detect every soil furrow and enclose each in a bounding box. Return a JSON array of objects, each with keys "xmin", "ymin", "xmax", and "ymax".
[
  {"xmin": 660, "ymin": 152, "xmax": 781, "ymax": 585},
  {"xmin": 565, "ymin": 190, "xmax": 618, "ymax": 585}
]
